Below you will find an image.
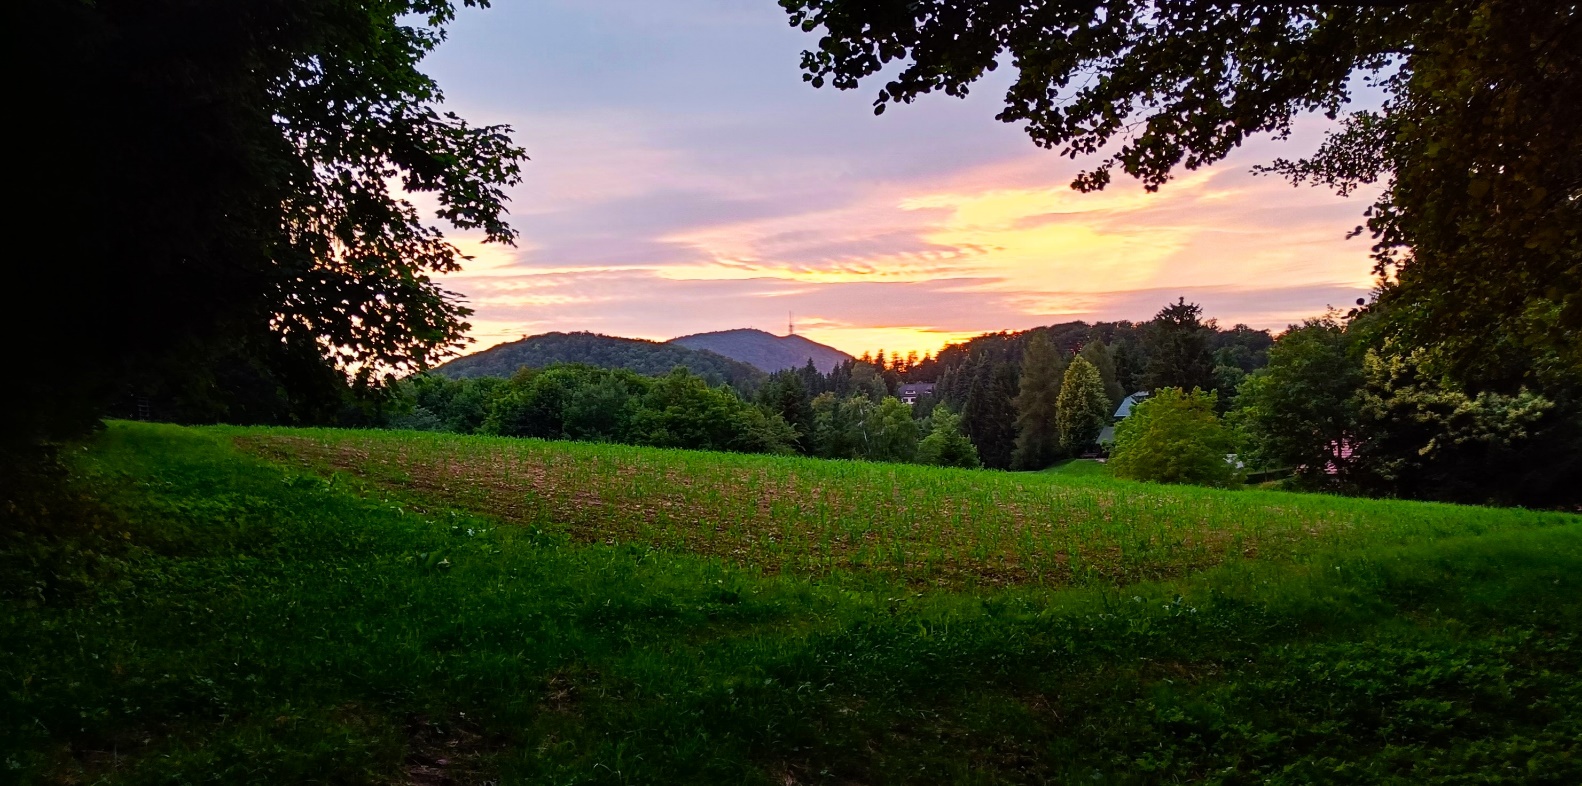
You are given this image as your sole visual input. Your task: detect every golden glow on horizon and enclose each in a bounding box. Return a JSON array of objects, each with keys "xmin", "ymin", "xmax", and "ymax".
[
  {"xmin": 795, "ymin": 325, "xmax": 982, "ymax": 360},
  {"xmin": 456, "ymin": 319, "xmax": 975, "ymax": 362},
  {"xmin": 438, "ymin": 154, "xmax": 1379, "ymax": 364}
]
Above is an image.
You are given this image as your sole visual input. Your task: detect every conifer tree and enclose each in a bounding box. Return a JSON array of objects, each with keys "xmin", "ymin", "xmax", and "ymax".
[
  {"xmin": 1111, "ymin": 339, "xmax": 1147, "ymax": 395},
  {"xmin": 1057, "ymin": 356, "xmax": 1112, "ymax": 452},
  {"xmin": 755, "ymin": 372, "xmax": 815, "ymax": 452},
  {"xmin": 1011, "ymin": 333, "xmax": 1066, "ymax": 470},
  {"xmin": 1080, "ymin": 339, "xmax": 1126, "ymax": 411},
  {"xmin": 810, "ymin": 392, "xmax": 855, "ymax": 458},
  {"xmin": 796, "ymin": 359, "xmax": 824, "ymax": 396},
  {"xmin": 961, "ymin": 360, "xmax": 1020, "ymax": 469},
  {"xmin": 1143, "ymin": 299, "xmax": 1217, "ymax": 393}
]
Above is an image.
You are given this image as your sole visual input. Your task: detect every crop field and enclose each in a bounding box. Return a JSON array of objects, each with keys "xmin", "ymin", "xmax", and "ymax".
[
  {"xmin": 243, "ymin": 427, "xmax": 1573, "ymax": 587},
  {"xmin": 4, "ymin": 422, "xmax": 1581, "ymax": 784}
]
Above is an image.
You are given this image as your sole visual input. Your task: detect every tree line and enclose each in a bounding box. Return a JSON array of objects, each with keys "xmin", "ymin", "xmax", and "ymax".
[
  {"xmin": 1081, "ymin": 302, "xmax": 1580, "ymax": 507},
  {"xmin": 1230, "ymin": 307, "xmax": 1580, "ymax": 507},
  {"xmin": 385, "ymin": 302, "xmax": 1276, "ymax": 474},
  {"xmin": 388, "ymin": 363, "xmax": 982, "ymax": 469},
  {"xmin": 902, "ymin": 301, "xmax": 1274, "ymax": 470}
]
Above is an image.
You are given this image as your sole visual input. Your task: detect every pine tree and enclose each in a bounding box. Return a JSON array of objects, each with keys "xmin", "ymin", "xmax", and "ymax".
[
  {"xmin": 828, "ymin": 360, "xmax": 854, "ymax": 397},
  {"xmin": 755, "ymin": 372, "xmax": 815, "ymax": 452},
  {"xmin": 1079, "ymin": 339, "xmax": 1126, "ymax": 411},
  {"xmin": 1112, "ymin": 339, "xmax": 1147, "ymax": 395},
  {"xmin": 1011, "ymin": 333, "xmax": 1066, "ymax": 470},
  {"xmin": 962, "ymin": 359, "xmax": 1019, "ymax": 469},
  {"xmin": 1057, "ymin": 356, "xmax": 1112, "ymax": 452},
  {"xmin": 1143, "ymin": 298, "xmax": 1216, "ymax": 393},
  {"xmin": 796, "ymin": 358, "xmax": 823, "ymax": 396},
  {"xmin": 809, "ymin": 392, "xmax": 855, "ymax": 458}
]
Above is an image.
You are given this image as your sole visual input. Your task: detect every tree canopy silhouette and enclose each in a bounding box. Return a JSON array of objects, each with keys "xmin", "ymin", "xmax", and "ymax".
[
  {"xmin": 13, "ymin": 0, "xmax": 526, "ymax": 445},
  {"xmin": 782, "ymin": 0, "xmax": 1579, "ymax": 387}
]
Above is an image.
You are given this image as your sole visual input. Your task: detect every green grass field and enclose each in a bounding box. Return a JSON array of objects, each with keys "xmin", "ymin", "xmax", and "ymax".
[
  {"xmin": 3, "ymin": 422, "xmax": 1580, "ymax": 784},
  {"xmin": 243, "ymin": 428, "xmax": 1572, "ymax": 588}
]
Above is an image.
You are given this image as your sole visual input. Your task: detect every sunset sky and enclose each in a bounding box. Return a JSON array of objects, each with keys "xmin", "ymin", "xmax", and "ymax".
[{"xmin": 424, "ymin": 0, "xmax": 1381, "ymax": 359}]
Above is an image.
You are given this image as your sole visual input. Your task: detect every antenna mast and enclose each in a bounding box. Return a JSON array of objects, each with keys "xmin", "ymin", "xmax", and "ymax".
[{"xmin": 788, "ymin": 311, "xmax": 794, "ymax": 336}]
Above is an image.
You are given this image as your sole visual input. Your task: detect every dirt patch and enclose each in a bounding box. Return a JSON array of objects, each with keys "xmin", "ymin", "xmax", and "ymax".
[{"xmin": 402, "ymin": 713, "xmax": 501, "ymax": 786}]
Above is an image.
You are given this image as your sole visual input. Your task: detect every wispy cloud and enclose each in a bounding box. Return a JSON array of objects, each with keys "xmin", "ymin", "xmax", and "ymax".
[{"xmin": 426, "ymin": 0, "xmax": 1379, "ymax": 358}]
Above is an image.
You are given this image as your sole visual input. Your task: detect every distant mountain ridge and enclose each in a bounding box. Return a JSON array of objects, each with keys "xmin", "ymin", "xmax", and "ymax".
[
  {"xmin": 433, "ymin": 332, "xmax": 763, "ymax": 388},
  {"xmin": 668, "ymin": 329, "xmax": 852, "ymax": 374}
]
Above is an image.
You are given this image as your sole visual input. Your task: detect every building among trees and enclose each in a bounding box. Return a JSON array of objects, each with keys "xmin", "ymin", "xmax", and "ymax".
[
  {"xmin": 1098, "ymin": 391, "xmax": 1150, "ymax": 446},
  {"xmin": 897, "ymin": 383, "xmax": 936, "ymax": 405}
]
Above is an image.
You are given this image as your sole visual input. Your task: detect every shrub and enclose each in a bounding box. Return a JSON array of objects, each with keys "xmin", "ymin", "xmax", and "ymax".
[
  {"xmin": 917, "ymin": 409, "xmax": 982, "ymax": 469},
  {"xmin": 1109, "ymin": 388, "xmax": 1237, "ymax": 486}
]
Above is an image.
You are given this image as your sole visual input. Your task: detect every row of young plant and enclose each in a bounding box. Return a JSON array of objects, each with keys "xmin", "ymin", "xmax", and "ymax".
[{"xmin": 389, "ymin": 364, "xmax": 982, "ymax": 468}]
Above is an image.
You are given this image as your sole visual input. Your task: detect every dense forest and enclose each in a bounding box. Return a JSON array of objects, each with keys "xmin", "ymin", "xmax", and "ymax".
[{"xmin": 838, "ymin": 302, "xmax": 1276, "ymax": 471}]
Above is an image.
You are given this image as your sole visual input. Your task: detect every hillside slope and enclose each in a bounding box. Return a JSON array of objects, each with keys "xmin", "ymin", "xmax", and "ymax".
[
  {"xmin": 248, "ymin": 427, "xmax": 1576, "ymax": 585},
  {"xmin": 432, "ymin": 331, "xmax": 763, "ymax": 387},
  {"xmin": 668, "ymin": 328, "xmax": 851, "ymax": 373},
  {"xmin": 7, "ymin": 422, "xmax": 1577, "ymax": 784}
]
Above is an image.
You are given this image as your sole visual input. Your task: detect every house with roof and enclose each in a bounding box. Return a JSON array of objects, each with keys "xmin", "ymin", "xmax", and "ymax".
[
  {"xmin": 897, "ymin": 382, "xmax": 936, "ymax": 405},
  {"xmin": 1097, "ymin": 391, "xmax": 1149, "ymax": 446},
  {"xmin": 1112, "ymin": 391, "xmax": 1150, "ymax": 419}
]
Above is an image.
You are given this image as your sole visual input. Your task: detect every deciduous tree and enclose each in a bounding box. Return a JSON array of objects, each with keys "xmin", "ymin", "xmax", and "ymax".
[
  {"xmin": 1109, "ymin": 388, "xmax": 1236, "ymax": 487},
  {"xmin": 869, "ymin": 397, "xmax": 921, "ymax": 463},
  {"xmin": 917, "ymin": 409, "xmax": 982, "ymax": 469},
  {"xmin": 1233, "ymin": 317, "xmax": 1364, "ymax": 485},
  {"xmin": 781, "ymin": 0, "xmax": 1579, "ymax": 389},
  {"xmin": 1056, "ymin": 357, "xmax": 1111, "ymax": 452},
  {"xmin": 1352, "ymin": 349, "xmax": 1581, "ymax": 506},
  {"xmin": 14, "ymin": 0, "xmax": 526, "ymax": 446},
  {"xmin": 1079, "ymin": 339, "xmax": 1125, "ymax": 410}
]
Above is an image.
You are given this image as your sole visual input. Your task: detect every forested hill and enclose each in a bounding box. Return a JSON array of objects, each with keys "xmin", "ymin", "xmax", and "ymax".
[
  {"xmin": 669, "ymin": 329, "xmax": 852, "ymax": 373},
  {"xmin": 918, "ymin": 318, "xmax": 1275, "ymax": 398},
  {"xmin": 433, "ymin": 332, "xmax": 764, "ymax": 388}
]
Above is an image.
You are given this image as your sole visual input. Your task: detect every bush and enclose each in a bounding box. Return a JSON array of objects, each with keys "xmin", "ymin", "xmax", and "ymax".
[
  {"xmin": 1109, "ymin": 388, "xmax": 1237, "ymax": 486},
  {"xmin": 917, "ymin": 410, "xmax": 982, "ymax": 469}
]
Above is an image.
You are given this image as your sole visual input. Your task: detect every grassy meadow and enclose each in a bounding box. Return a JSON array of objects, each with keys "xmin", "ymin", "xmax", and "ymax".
[
  {"xmin": 242, "ymin": 428, "xmax": 1571, "ymax": 588},
  {"xmin": 3, "ymin": 421, "xmax": 1580, "ymax": 783}
]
